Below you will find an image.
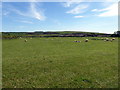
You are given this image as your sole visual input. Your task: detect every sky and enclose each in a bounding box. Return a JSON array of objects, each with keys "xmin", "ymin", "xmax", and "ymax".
[{"xmin": 2, "ymin": 1, "xmax": 118, "ymax": 34}]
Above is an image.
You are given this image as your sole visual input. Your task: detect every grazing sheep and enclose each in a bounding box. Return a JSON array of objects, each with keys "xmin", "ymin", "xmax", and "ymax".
[
  {"xmin": 73, "ymin": 40, "xmax": 77, "ymax": 42},
  {"xmin": 110, "ymin": 38, "xmax": 115, "ymax": 42},
  {"xmin": 24, "ymin": 39, "xmax": 27, "ymax": 42},
  {"xmin": 85, "ymin": 39, "xmax": 89, "ymax": 42},
  {"xmin": 110, "ymin": 39, "xmax": 113, "ymax": 42},
  {"xmin": 73, "ymin": 40, "xmax": 81, "ymax": 42},
  {"xmin": 112, "ymin": 38, "xmax": 115, "ymax": 40},
  {"xmin": 105, "ymin": 38, "xmax": 109, "ymax": 41}
]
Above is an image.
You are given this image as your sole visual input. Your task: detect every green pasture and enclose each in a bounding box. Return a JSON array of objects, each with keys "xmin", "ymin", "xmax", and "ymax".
[{"xmin": 2, "ymin": 37, "xmax": 118, "ymax": 88}]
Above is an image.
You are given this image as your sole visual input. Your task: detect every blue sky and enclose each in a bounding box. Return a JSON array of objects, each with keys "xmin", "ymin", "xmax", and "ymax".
[{"xmin": 2, "ymin": 1, "xmax": 118, "ymax": 34}]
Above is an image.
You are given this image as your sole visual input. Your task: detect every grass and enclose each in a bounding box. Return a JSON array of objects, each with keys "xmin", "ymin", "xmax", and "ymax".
[{"xmin": 2, "ymin": 37, "xmax": 118, "ymax": 88}]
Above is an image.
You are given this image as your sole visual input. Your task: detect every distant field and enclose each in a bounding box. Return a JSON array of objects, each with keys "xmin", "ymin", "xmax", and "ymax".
[{"xmin": 2, "ymin": 37, "xmax": 118, "ymax": 88}]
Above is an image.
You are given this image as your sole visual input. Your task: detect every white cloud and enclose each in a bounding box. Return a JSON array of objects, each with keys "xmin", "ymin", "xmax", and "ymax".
[
  {"xmin": 62, "ymin": 2, "xmax": 73, "ymax": 7},
  {"xmin": 74, "ymin": 15, "xmax": 84, "ymax": 18},
  {"xmin": 30, "ymin": 2, "xmax": 46, "ymax": 20},
  {"xmin": 66, "ymin": 5, "xmax": 88, "ymax": 14},
  {"xmin": 8, "ymin": 2, "xmax": 46, "ymax": 21},
  {"xmin": 98, "ymin": 3, "xmax": 118, "ymax": 17},
  {"xmin": 62, "ymin": 0, "xmax": 83, "ymax": 7},
  {"xmin": 62, "ymin": 2, "xmax": 79, "ymax": 7},
  {"xmin": 91, "ymin": 8, "xmax": 108, "ymax": 12},
  {"xmin": 92, "ymin": 3, "xmax": 118, "ymax": 17},
  {"xmin": 104, "ymin": 0, "xmax": 117, "ymax": 2},
  {"xmin": 3, "ymin": 11, "xmax": 10, "ymax": 16},
  {"xmin": 91, "ymin": 9, "xmax": 98, "ymax": 12}
]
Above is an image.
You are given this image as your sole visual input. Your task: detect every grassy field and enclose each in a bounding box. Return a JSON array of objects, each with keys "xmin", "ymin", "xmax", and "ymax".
[{"xmin": 2, "ymin": 37, "xmax": 118, "ymax": 88}]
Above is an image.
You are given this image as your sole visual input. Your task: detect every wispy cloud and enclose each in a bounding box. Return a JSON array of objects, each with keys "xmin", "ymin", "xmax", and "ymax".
[
  {"xmin": 92, "ymin": 3, "xmax": 118, "ymax": 17},
  {"xmin": 62, "ymin": 1, "xmax": 81, "ymax": 8},
  {"xmin": 74, "ymin": 15, "xmax": 84, "ymax": 18},
  {"xmin": 3, "ymin": 11, "xmax": 10, "ymax": 16},
  {"xmin": 62, "ymin": 2, "xmax": 73, "ymax": 7},
  {"xmin": 6, "ymin": 2, "xmax": 46, "ymax": 21},
  {"xmin": 91, "ymin": 9, "xmax": 98, "ymax": 12},
  {"xmin": 66, "ymin": 5, "xmax": 88, "ymax": 14},
  {"xmin": 62, "ymin": 0, "xmax": 84, "ymax": 8},
  {"xmin": 30, "ymin": 2, "xmax": 46, "ymax": 20},
  {"xmin": 98, "ymin": 3, "xmax": 118, "ymax": 17},
  {"xmin": 91, "ymin": 8, "xmax": 107, "ymax": 12}
]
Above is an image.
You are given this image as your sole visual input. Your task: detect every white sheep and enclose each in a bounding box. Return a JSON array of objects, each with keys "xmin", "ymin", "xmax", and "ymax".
[
  {"xmin": 24, "ymin": 39, "xmax": 27, "ymax": 42},
  {"xmin": 101, "ymin": 38, "xmax": 104, "ymax": 40},
  {"xmin": 105, "ymin": 38, "xmax": 109, "ymax": 41},
  {"xmin": 74, "ymin": 40, "xmax": 77, "ymax": 42},
  {"xmin": 73, "ymin": 40, "xmax": 81, "ymax": 42},
  {"xmin": 110, "ymin": 38, "xmax": 115, "ymax": 42},
  {"xmin": 85, "ymin": 39, "xmax": 89, "ymax": 42},
  {"xmin": 110, "ymin": 39, "xmax": 113, "ymax": 42},
  {"xmin": 112, "ymin": 38, "xmax": 115, "ymax": 40}
]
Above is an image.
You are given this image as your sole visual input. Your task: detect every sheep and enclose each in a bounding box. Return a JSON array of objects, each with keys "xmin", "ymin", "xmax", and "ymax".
[
  {"xmin": 73, "ymin": 40, "xmax": 77, "ymax": 42},
  {"xmin": 85, "ymin": 39, "xmax": 89, "ymax": 42},
  {"xmin": 24, "ymin": 39, "xmax": 27, "ymax": 42},
  {"xmin": 19, "ymin": 37, "xmax": 22, "ymax": 39},
  {"xmin": 73, "ymin": 40, "xmax": 81, "ymax": 42},
  {"xmin": 112, "ymin": 38, "xmax": 115, "ymax": 40},
  {"xmin": 110, "ymin": 39, "xmax": 113, "ymax": 42},
  {"xmin": 105, "ymin": 38, "xmax": 109, "ymax": 41},
  {"xmin": 110, "ymin": 38, "xmax": 115, "ymax": 42},
  {"xmin": 106, "ymin": 38, "xmax": 109, "ymax": 40}
]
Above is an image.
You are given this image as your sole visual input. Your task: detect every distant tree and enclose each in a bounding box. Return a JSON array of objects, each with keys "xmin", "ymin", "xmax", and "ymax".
[
  {"xmin": 110, "ymin": 31, "xmax": 120, "ymax": 37},
  {"xmin": 114, "ymin": 31, "xmax": 117, "ymax": 34},
  {"xmin": 117, "ymin": 31, "xmax": 120, "ymax": 35}
]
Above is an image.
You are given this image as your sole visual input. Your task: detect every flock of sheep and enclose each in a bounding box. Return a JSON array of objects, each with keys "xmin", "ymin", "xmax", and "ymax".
[
  {"xmin": 74, "ymin": 39, "xmax": 89, "ymax": 42},
  {"xmin": 73, "ymin": 38, "xmax": 116, "ymax": 43},
  {"xmin": 20, "ymin": 37, "xmax": 116, "ymax": 43},
  {"xmin": 104, "ymin": 38, "xmax": 115, "ymax": 42}
]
